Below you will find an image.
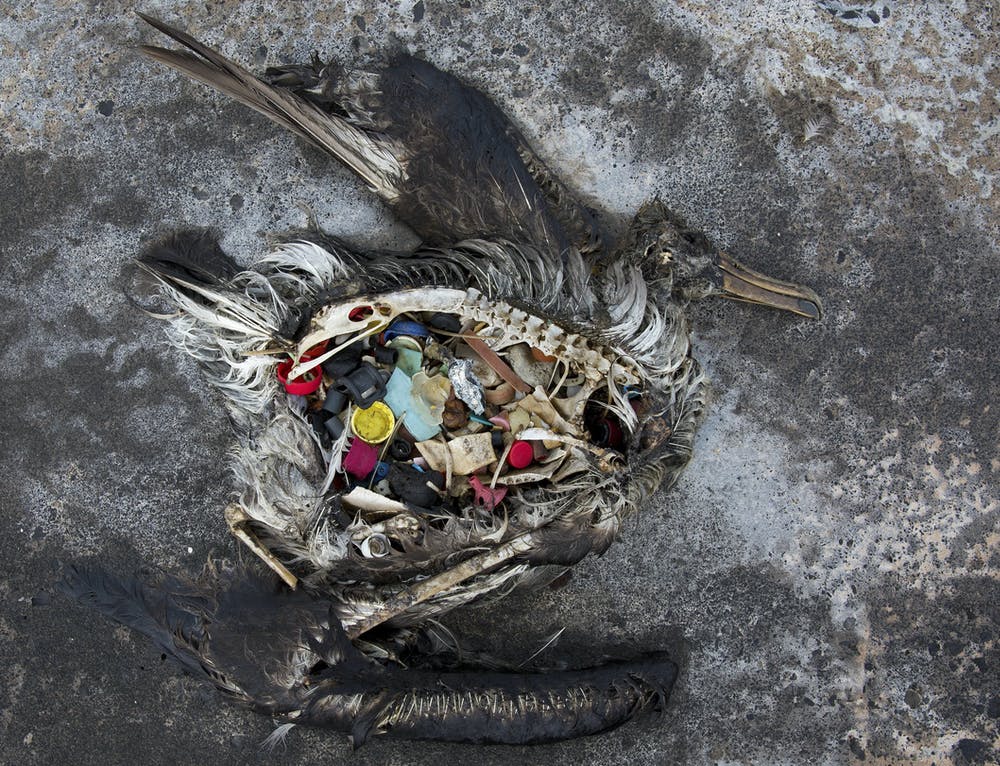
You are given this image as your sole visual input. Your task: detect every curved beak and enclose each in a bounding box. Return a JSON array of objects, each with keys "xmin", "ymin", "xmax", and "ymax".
[{"xmin": 716, "ymin": 252, "xmax": 822, "ymax": 319}]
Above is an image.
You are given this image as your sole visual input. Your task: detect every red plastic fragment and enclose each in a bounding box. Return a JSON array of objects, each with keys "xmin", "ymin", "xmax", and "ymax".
[{"xmin": 469, "ymin": 475, "xmax": 507, "ymax": 512}]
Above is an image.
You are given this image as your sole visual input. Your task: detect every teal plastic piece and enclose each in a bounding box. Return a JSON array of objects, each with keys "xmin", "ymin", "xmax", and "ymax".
[
  {"xmin": 387, "ymin": 340, "xmax": 423, "ymax": 377},
  {"xmin": 383, "ymin": 368, "xmax": 440, "ymax": 441}
]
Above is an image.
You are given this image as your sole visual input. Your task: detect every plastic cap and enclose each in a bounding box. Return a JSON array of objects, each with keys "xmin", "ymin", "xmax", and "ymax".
[
  {"xmin": 350, "ymin": 401, "xmax": 395, "ymax": 444},
  {"xmin": 276, "ymin": 359, "xmax": 322, "ymax": 396},
  {"xmin": 322, "ymin": 387, "xmax": 347, "ymax": 414},
  {"xmin": 389, "ymin": 438, "xmax": 412, "ymax": 461},
  {"xmin": 507, "ymin": 440, "xmax": 534, "ymax": 469}
]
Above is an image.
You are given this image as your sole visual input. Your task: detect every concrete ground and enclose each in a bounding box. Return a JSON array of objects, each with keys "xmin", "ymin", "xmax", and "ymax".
[{"xmin": 1, "ymin": 2, "xmax": 996, "ymax": 764}]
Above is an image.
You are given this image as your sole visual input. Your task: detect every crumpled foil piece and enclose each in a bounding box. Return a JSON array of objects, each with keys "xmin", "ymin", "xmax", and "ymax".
[{"xmin": 447, "ymin": 358, "xmax": 486, "ymax": 414}]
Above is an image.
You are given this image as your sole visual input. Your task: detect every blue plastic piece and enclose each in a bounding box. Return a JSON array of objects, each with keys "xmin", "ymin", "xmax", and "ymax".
[
  {"xmin": 622, "ymin": 384, "xmax": 643, "ymax": 400},
  {"xmin": 383, "ymin": 368, "xmax": 440, "ymax": 441},
  {"xmin": 372, "ymin": 461, "xmax": 391, "ymax": 482},
  {"xmin": 383, "ymin": 319, "xmax": 432, "ymax": 342}
]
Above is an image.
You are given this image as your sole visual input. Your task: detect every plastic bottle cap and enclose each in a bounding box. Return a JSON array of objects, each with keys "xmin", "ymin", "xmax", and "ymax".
[
  {"xmin": 507, "ymin": 440, "xmax": 534, "ymax": 469},
  {"xmin": 322, "ymin": 387, "xmax": 347, "ymax": 414},
  {"xmin": 383, "ymin": 319, "xmax": 431, "ymax": 342},
  {"xmin": 350, "ymin": 401, "xmax": 395, "ymax": 444},
  {"xmin": 276, "ymin": 359, "xmax": 323, "ymax": 396}
]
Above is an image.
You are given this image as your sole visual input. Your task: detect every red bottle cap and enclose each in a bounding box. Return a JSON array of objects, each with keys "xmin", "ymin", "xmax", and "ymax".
[
  {"xmin": 507, "ymin": 440, "xmax": 534, "ymax": 469},
  {"xmin": 276, "ymin": 359, "xmax": 323, "ymax": 396}
]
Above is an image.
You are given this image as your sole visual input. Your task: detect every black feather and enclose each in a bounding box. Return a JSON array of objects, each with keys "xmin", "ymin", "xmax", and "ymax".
[
  {"xmin": 59, "ymin": 564, "xmax": 210, "ymax": 680},
  {"xmin": 63, "ymin": 560, "xmax": 677, "ymax": 745},
  {"xmin": 138, "ymin": 228, "xmax": 238, "ymax": 286}
]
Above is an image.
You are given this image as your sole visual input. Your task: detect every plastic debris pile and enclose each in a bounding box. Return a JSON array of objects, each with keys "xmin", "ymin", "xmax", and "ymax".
[{"xmin": 275, "ymin": 309, "xmax": 637, "ymax": 556}]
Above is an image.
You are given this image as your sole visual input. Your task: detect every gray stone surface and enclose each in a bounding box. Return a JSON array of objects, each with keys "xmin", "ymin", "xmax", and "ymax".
[{"xmin": 1, "ymin": 2, "xmax": 996, "ymax": 764}]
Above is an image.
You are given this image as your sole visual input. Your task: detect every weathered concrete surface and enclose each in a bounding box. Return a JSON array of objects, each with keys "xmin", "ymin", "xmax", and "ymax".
[{"xmin": 1, "ymin": 2, "xmax": 996, "ymax": 764}]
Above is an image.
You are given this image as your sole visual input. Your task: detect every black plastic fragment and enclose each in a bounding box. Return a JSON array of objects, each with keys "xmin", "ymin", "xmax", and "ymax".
[
  {"xmin": 325, "ymin": 416, "xmax": 345, "ymax": 439},
  {"xmin": 374, "ymin": 344, "xmax": 398, "ymax": 366},
  {"xmin": 309, "ymin": 410, "xmax": 333, "ymax": 448},
  {"xmin": 338, "ymin": 363, "xmax": 387, "ymax": 407},
  {"xmin": 322, "ymin": 342, "xmax": 365, "ymax": 378},
  {"xmin": 427, "ymin": 313, "xmax": 462, "ymax": 334},
  {"xmin": 388, "ymin": 463, "xmax": 444, "ymax": 507},
  {"xmin": 323, "ymin": 387, "xmax": 348, "ymax": 414}
]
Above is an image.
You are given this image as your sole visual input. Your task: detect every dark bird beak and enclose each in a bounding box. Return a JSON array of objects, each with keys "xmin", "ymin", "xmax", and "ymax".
[{"xmin": 715, "ymin": 252, "xmax": 823, "ymax": 319}]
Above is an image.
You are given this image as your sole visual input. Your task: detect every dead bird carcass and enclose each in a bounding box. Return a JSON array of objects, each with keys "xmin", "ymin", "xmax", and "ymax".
[{"xmin": 64, "ymin": 14, "xmax": 821, "ymax": 746}]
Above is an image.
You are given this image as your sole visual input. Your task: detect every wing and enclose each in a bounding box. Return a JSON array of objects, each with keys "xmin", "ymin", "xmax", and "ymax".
[
  {"xmin": 361, "ymin": 54, "xmax": 604, "ymax": 254},
  {"xmin": 137, "ymin": 13, "xmax": 404, "ymax": 200},
  {"xmin": 63, "ymin": 560, "xmax": 676, "ymax": 746},
  {"xmin": 138, "ymin": 14, "xmax": 601, "ymax": 255}
]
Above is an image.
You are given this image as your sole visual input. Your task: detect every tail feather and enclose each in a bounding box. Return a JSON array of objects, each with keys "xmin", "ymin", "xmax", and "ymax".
[
  {"xmin": 59, "ymin": 564, "xmax": 211, "ymax": 681},
  {"xmin": 137, "ymin": 12, "xmax": 404, "ymax": 200},
  {"xmin": 60, "ymin": 562, "xmax": 329, "ymax": 706}
]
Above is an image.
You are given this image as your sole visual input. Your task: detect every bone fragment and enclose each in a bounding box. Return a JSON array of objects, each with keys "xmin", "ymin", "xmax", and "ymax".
[
  {"xmin": 344, "ymin": 531, "xmax": 536, "ymax": 638},
  {"xmin": 224, "ymin": 504, "xmax": 298, "ymax": 589}
]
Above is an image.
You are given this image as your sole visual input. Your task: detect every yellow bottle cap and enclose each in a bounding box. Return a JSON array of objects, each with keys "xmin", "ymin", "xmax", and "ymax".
[{"xmin": 350, "ymin": 401, "xmax": 395, "ymax": 444}]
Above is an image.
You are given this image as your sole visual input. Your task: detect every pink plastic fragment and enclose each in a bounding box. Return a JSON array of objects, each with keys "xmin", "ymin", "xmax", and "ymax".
[
  {"xmin": 488, "ymin": 414, "xmax": 510, "ymax": 431},
  {"xmin": 343, "ymin": 439, "xmax": 378, "ymax": 478},
  {"xmin": 469, "ymin": 475, "xmax": 507, "ymax": 512}
]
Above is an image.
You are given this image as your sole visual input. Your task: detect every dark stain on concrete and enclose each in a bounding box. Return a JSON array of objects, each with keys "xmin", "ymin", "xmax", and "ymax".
[
  {"xmin": 558, "ymin": 6, "xmax": 712, "ymax": 158},
  {"xmin": 865, "ymin": 576, "xmax": 999, "ymax": 762},
  {"xmin": 0, "ymin": 151, "xmax": 94, "ymax": 249},
  {"xmin": 730, "ymin": 152, "xmax": 998, "ymax": 461}
]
